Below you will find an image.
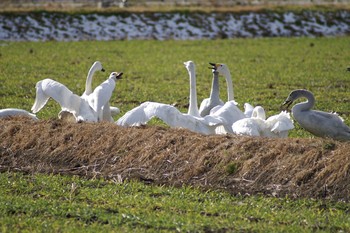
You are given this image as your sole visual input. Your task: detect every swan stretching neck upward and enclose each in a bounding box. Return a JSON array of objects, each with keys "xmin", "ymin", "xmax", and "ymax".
[
  {"xmin": 31, "ymin": 79, "xmax": 97, "ymax": 122},
  {"xmin": 184, "ymin": 61, "xmax": 200, "ymax": 117},
  {"xmin": 199, "ymin": 69, "xmax": 224, "ymax": 117},
  {"xmin": 88, "ymin": 72, "xmax": 123, "ymax": 121},
  {"xmin": 0, "ymin": 108, "xmax": 39, "ymax": 121},
  {"xmin": 116, "ymin": 61, "xmax": 224, "ymax": 135},
  {"xmin": 282, "ymin": 89, "xmax": 350, "ymax": 141},
  {"xmin": 209, "ymin": 63, "xmax": 234, "ymax": 102},
  {"xmin": 82, "ymin": 61, "xmax": 105, "ymax": 97}
]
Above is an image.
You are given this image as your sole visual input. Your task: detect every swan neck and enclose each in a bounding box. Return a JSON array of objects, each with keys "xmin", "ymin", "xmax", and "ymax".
[
  {"xmin": 292, "ymin": 90, "xmax": 315, "ymax": 113},
  {"xmin": 224, "ymin": 70, "xmax": 234, "ymax": 101},
  {"xmin": 209, "ymin": 72, "xmax": 220, "ymax": 101},
  {"xmin": 85, "ymin": 65, "xmax": 96, "ymax": 95},
  {"xmin": 188, "ymin": 67, "xmax": 200, "ymax": 117}
]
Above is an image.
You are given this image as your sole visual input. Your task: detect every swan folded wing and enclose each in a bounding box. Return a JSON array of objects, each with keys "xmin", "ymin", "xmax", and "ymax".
[
  {"xmin": 268, "ymin": 112, "xmax": 294, "ymax": 134},
  {"xmin": 31, "ymin": 79, "xmax": 81, "ymax": 115},
  {"xmin": 232, "ymin": 119, "xmax": 261, "ymax": 137}
]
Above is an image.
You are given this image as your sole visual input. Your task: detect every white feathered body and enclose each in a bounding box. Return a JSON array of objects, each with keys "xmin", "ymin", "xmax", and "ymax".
[
  {"xmin": 116, "ymin": 102, "xmax": 224, "ymax": 135},
  {"xmin": 31, "ymin": 79, "xmax": 97, "ymax": 122}
]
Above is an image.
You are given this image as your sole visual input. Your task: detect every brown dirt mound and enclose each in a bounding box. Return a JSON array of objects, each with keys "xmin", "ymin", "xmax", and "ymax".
[{"xmin": 1, "ymin": 117, "xmax": 349, "ymax": 201}]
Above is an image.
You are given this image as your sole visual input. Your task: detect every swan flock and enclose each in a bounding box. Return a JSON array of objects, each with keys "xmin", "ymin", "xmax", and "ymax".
[{"xmin": 1, "ymin": 61, "xmax": 349, "ymax": 141}]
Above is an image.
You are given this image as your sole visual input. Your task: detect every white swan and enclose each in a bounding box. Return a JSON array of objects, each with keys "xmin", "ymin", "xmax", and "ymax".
[
  {"xmin": 88, "ymin": 72, "xmax": 123, "ymax": 122},
  {"xmin": 232, "ymin": 106, "xmax": 294, "ymax": 138},
  {"xmin": 58, "ymin": 61, "xmax": 119, "ymax": 122},
  {"xmin": 31, "ymin": 78, "xmax": 98, "ymax": 122},
  {"xmin": 198, "ymin": 69, "xmax": 224, "ymax": 117},
  {"xmin": 82, "ymin": 61, "xmax": 120, "ymax": 121},
  {"xmin": 282, "ymin": 89, "xmax": 350, "ymax": 141},
  {"xmin": 116, "ymin": 61, "xmax": 225, "ymax": 135},
  {"xmin": 0, "ymin": 108, "xmax": 39, "ymax": 121}
]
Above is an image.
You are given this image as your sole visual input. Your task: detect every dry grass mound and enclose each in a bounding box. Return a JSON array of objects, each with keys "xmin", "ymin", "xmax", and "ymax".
[{"xmin": 1, "ymin": 117, "xmax": 349, "ymax": 201}]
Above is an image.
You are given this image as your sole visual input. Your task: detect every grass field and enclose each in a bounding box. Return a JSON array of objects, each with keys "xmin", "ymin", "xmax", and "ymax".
[
  {"xmin": 1, "ymin": 172, "xmax": 349, "ymax": 232},
  {"xmin": 0, "ymin": 37, "xmax": 350, "ymax": 231},
  {"xmin": 0, "ymin": 37, "xmax": 349, "ymax": 138}
]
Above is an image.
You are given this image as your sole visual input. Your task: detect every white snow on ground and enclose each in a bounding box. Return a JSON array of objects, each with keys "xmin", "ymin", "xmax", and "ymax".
[{"xmin": 0, "ymin": 11, "xmax": 349, "ymax": 41}]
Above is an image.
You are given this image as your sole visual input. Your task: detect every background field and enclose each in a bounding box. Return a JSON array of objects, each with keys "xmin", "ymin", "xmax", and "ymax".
[{"xmin": 0, "ymin": 38, "xmax": 350, "ymax": 232}]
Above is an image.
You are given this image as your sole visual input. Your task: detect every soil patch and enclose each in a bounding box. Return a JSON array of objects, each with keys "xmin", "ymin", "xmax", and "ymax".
[{"xmin": 1, "ymin": 117, "xmax": 349, "ymax": 201}]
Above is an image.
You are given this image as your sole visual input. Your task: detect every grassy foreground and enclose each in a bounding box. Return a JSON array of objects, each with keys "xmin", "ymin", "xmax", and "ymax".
[
  {"xmin": 0, "ymin": 37, "xmax": 349, "ymax": 138},
  {"xmin": 0, "ymin": 172, "xmax": 349, "ymax": 232}
]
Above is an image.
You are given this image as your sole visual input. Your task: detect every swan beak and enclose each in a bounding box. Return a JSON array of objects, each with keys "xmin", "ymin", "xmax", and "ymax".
[
  {"xmin": 281, "ymin": 99, "xmax": 293, "ymax": 111},
  {"xmin": 116, "ymin": 72, "xmax": 123, "ymax": 79},
  {"xmin": 209, "ymin": 62, "xmax": 217, "ymax": 70},
  {"xmin": 101, "ymin": 68, "xmax": 105, "ymax": 72},
  {"xmin": 347, "ymin": 67, "xmax": 350, "ymax": 72}
]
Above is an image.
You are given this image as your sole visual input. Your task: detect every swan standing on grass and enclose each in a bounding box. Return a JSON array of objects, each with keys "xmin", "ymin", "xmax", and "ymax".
[
  {"xmin": 88, "ymin": 72, "xmax": 123, "ymax": 122},
  {"xmin": 282, "ymin": 89, "xmax": 350, "ymax": 141},
  {"xmin": 0, "ymin": 108, "xmax": 39, "ymax": 121},
  {"xmin": 116, "ymin": 61, "xmax": 225, "ymax": 135},
  {"xmin": 232, "ymin": 106, "xmax": 294, "ymax": 138}
]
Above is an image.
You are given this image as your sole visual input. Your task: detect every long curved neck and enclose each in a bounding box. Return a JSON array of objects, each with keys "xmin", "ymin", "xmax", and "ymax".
[
  {"xmin": 209, "ymin": 71, "xmax": 220, "ymax": 102},
  {"xmin": 187, "ymin": 67, "xmax": 200, "ymax": 117},
  {"xmin": 223, "ymin": 70, "xmax": 234, "ymax": 101},
  {"xmin": 292, "ymin": 90, "xmax": 315, "ymax": 113},
  {"xmin": 84, "ymin": 65, "xmax": 96, "ymax": 95}
]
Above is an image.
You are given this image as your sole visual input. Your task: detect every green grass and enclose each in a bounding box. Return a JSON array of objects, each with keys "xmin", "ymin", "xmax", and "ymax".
[
  {"xmin": 1, "ymin": 38, "xmax": 350, "ymax": 231},
  {"xmin": 0, "ymin": 172, "xmax": 349, "ymax": 232},
  {"xmin": 0, "ymin": 37, "xmax": 349, "ymax": 139}
]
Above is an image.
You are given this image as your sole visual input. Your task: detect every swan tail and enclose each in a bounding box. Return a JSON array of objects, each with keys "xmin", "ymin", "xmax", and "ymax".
[{"xmin": 31, "ymin": 80, "xmax": 50, "ymax": 113}]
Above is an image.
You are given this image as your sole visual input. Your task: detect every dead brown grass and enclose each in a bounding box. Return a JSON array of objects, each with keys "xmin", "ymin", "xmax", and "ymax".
[{"xmin": 1, "ymin": 117, "xmax": 349, "ymax": 201}]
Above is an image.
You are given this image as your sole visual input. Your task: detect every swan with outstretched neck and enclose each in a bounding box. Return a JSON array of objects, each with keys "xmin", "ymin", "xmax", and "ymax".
[
  {"xmin": 198, "ymin": 69, "xmax": 224, "ymax": 117},
  {"xmin": 282, "ymin": 89, "xmax": 350, "ymax": 141},
  {"xmin": 116, "ymin": 61, "xmax": 225, "ymax": 135}
]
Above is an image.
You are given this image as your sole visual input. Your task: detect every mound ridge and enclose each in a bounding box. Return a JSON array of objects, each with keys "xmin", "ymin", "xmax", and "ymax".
[{"xmin": 0, "ymin": 117, "xmax": 349, "ymax": 201}]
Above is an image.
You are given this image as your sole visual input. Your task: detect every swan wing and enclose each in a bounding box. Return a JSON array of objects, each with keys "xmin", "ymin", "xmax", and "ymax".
[
  {"xmin": 212, "ymin": 100, "xmax": 246, "ymax": 125},
  {"xmin": 232, "ymin": 118, "xmax": 261, "ymax": 137},
  {"xmin": 31, "ymin": 79, "xmax": 82, "ymax": 114},
  {"xmin": 267, "ymin": 111, "xmax": 294, "ymax": 133}
]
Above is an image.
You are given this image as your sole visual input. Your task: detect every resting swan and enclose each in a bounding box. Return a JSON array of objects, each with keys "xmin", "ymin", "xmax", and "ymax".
[
  {"xmin": 0, "ymin": 108, "xmax": 39, "ymax": 121},
  {"xmin": 116, "ymin": 61, "xmax": 225, "ymax": 135},
  {"xmin": 232, "ymin": 106, "xmax": 294, "ymax": 138},
  {"xmin": 282, "ymin": 89, "xmax": 350, "ymax": 141}
]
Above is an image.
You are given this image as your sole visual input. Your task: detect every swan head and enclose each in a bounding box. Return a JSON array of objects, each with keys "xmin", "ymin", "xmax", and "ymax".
[
  {"xmin": 282, "ymin": 89, "xmax": 310, "ymax": 110},
  {"xmin": 209, "ymin": 63, "xmax": 229, "ymax": 75},
  {"xmin": 109, "ymin": 72, "xmax": 123, "ymax": 80},
  {"xmin": 183, "ymin": 61, "xmax": 195, "ymax": 71},
  {"xmin": 92, "ymin": 61, "xmax": 105, "ymax": 72}
]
